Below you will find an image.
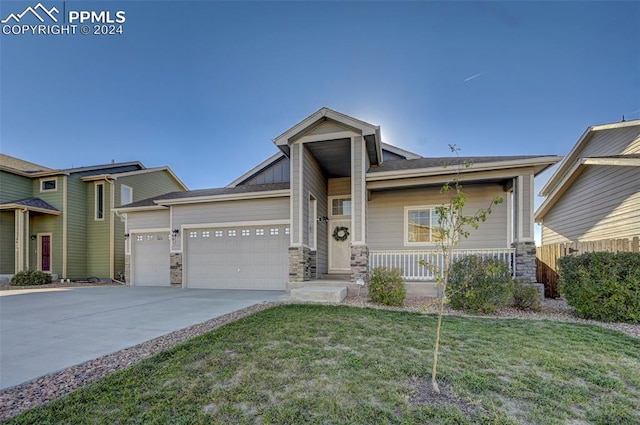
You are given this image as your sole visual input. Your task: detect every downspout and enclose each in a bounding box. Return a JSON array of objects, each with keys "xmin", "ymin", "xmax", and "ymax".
[
  {"xmin": 114, "ymin": 209, "xmax": 127, "ymax": 285},
  {"xmin": 62, "ymin": 175, "xmax": 67, "ymax": 279},
  {"xmin": 107, "ymin": 177, "xmax": 115, "ymax": 280}
]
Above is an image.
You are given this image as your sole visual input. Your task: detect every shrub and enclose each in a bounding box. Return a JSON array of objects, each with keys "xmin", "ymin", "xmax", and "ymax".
[
  {"xmin": 558, "ymin": 252, "xmax": 640, "ymax": 323},
  {"xmin": 368, "ymin": 267, "xmax": 406, "ymax": 306},
  {"xmin": 447, "ymin": 255, "xmax": 512, "ymax": 313},
  {"xmin": 11, "ymin": 270, "xmax": 52, "ymax": 286},
  {"xmin": 512, "ymin": 279, "xmax": 542, "ymax": 312}
]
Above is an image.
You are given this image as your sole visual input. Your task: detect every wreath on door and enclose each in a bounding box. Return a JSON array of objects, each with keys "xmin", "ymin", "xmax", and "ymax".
[{"xmin": 332, "ymin": 226, "xmax": 349, "ymax": 242}]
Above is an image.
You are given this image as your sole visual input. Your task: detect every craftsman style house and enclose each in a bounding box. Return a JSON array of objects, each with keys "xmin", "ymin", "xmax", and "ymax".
[
  {"xmin": 116, "ymin": 108, "xmax": 561, "ymax": 295},
  {"xmin": 535, "ymin": 119, "xmax": 640, "ymax": 245},
  {"xmin": 0, "ymin": 155, "xmax": 187, "ymax": 282}
]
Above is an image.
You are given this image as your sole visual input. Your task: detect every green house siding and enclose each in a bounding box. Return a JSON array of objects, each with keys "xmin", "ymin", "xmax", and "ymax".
[
  {"xmin": 116, "ymin": 172, "xmax": 185, "ymax": 207},
  {"xmin": 66, "ymin": 176, "xmax": 87, "ymax": 279},
  {"xmin": 1, "ymin": 171, "xmax": 32, "ymax": 203},
  {"xmin": 86, "ymin": 181, "xmax": 112, "ymax": 279},
  {"xmin": 0, "ymin": 211, "xmax": 15, "ymax": 273}
]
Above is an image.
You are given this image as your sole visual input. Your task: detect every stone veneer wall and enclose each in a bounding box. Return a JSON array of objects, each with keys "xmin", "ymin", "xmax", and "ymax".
[
  {"xmin": 350, "ymin": 244, "xmax": 369, "ymax": 282},
  {"xmin": 288, "ymin": 246, "xmax": 312, "ymax": 286},
  {"xmin": 124, "ymin": 254, "xmax": 130, "ymax": 284},
  {"xmin": 512, "ymin": 241, "xmax": 536, "ymax": 282},
  {"xmin": 170, "ymin": 252, "xmax": 182, "ymax": 286}
]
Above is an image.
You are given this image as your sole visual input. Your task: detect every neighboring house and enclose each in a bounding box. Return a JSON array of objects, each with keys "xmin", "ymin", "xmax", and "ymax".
[
  {"xmin": 116, "ymin": 108, "xmax": 561, "ymax": 294},
  {"xmin": 0, "ymin": 155, "xmax": 187, "ymax": 282},
  {"xmin": 535, "ymin": 119, "xmax": 640, "ymax": 245}
]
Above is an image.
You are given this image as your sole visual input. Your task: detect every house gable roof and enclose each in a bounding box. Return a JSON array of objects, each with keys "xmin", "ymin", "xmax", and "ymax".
[
  {"xmin": 0, "ymin": 154, "xmax": 54, "ymax": 174},
  {"xmin": 273, "ymin": 107, "xmax": 382, "ymax": 165}
]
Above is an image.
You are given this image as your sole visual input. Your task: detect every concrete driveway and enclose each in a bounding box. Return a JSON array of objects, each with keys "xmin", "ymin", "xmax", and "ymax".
[{"xmin": 0, "ymin": 286, "xmax": 284, "ymax": 390}]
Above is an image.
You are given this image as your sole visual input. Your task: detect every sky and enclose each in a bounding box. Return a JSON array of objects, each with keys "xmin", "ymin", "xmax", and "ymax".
[{"xmin": 1, "ymin": 0, "xmax": 639, "ymax": 242}]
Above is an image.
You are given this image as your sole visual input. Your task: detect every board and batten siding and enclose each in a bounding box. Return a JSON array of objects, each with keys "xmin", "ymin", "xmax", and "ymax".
[
  {"xmin": 241, "ymin": 157, "xmax": 290, "ymax": 185},
  {"xmin": 541, "ymin": 165, "xmax": 640, "ymax": 244},
  {"xmin": 581, "ymin": 126, "xmax": 640, "ymax": 157},
  {"xmin": 367, "ymin": 184, "xmax": 509, "ymax": 251},
  {"xmin": 171, "ymin": 197, "xmax": 290, "ymax": 251},
  {"xmin": 302, "ymin": 145, "xmax": 328, "ymax": 275}
]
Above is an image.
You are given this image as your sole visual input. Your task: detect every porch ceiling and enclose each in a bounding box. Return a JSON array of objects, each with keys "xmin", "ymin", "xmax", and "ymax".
[{"xmin": 306, "ymin": 138, "xmax": 351, "ymax": 178}]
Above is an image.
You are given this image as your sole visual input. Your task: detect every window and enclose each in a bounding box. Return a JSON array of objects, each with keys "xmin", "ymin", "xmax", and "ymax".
[
  {"xmin": 136, "ymin": 235, "xmax": 144, "ymax": 242},
  {"xmin": 202, "ymin": 231, "xmax": 210, "ymax": 238},
  {"xmin": 331, "ymin": 197, "xmax": 351, "ymax": 217},
  {"xmin": 95, "ymin": 183, "xmax": 104, "ymax": 220},
  {"xmin": 241, "ymin": 229, "xmax": 250, "ymax": 236},
  {"xmin": 40, "ymin": 178, "xmax": 57, "ymax": 192},
  {"xmin": 228, "ymin": 230, "xmax": 236, "ymax": 237},
  {"xmin": 121, "ymin": 185, "xmax": 133, "ymax": 205},
  {"xmin": 256, "ymin": 228, "xmax": 265, "ymax": 236},
  {"xmin": 285, "ymin": 227, "xmax": 290, "ymax": 235},
  {"xmin": 214, "ymin": 230, "xmax": 223, "ymax": 238},
  {"xmin": 189, "ymin": 231, "xmax": 198, "ymax": 238},
  {"xmin": 270, "ymin": 228, "xmax": 279, "ymax": 236},
  {"xmin": 405, "ymin": 206, "xmax": 443, "ymax": 245}
]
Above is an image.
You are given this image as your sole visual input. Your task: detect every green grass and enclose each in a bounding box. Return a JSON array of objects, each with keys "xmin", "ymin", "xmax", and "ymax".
[{"xmin": 6, "ymin": 305, "xmax": 640, "ymax": 424}]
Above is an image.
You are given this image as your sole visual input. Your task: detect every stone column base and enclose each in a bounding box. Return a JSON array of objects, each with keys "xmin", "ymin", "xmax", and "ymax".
[
  {"xmin": 289, "ymin": 246, "xmax": 312, "ymax": 287},
  {"xmin": 350, "ymin": 243, "xmax": 369, "ymax": 283},
  {"xmin": 512, "ymin": 241, "xmax": 536, "ymax": 282},
  {"xmin": 170, "ymin": 252, "xmax": 182, "ymax": 286}
]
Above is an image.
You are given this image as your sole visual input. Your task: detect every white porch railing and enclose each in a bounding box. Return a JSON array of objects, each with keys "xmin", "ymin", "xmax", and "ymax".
[{"xmin": 369, "ymin": 248, "xmax": 516, "ymax": 281}]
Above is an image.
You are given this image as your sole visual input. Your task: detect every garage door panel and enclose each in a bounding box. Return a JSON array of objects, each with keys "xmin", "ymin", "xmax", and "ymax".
[
  {"xmin": 133, "ymin": 233, "xmax": 170, "ymax": 286},
  {"xmin": 186, "ymin": 225, "xmax": 288, "ymax": 290}
]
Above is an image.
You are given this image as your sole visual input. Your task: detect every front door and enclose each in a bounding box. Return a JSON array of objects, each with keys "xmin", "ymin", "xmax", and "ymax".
[
  {"xmin": 328, "ymin": 196, "xmax": 352, "ymax": 273},
  {"xmin": 39, "ymin": 235, "xmax": 51, "ymax": 272}
]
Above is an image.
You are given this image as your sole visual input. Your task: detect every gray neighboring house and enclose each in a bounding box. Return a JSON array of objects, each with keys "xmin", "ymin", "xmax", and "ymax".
[
  {"xmin": 535, "ymin": 119, "xmax": 640, "ymax": 245},
  {"xmin": 116, "ymin": 108, "xmax": 561, "ymax": 295}
]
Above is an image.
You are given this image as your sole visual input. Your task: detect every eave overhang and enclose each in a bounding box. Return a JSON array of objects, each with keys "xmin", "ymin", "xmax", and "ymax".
[{"xmin": 154, "ymin": 189, "xmax": 291, "ymax": 206}]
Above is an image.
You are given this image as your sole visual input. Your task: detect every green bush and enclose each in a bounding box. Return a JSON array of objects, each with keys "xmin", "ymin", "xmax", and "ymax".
[
  {"xmin": 11, "ymin": 270, "xmax": 52, "ymax": 286},
  {"xmin": 558, "ymin": 252, "xmax": 640, "ymax": 323},
  {"xmin": 368, "ymin": 267, "xmax": 406, "ymax": 306},
  {"xmin": 512, "ymin": 279, "xmax": 542, "ymax": 312},
  {"xmin": 447, "ymin": 255, "xmax": 512, "ymax": 313}
]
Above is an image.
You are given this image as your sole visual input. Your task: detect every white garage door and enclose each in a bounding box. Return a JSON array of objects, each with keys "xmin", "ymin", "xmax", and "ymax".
[
  {"xmin": 132, "ymin": 233, "xmax": 170, "ymax": 286},
  {"xmin": 186, "ymin": 225, "xmax": 289, "ymax": 290}
]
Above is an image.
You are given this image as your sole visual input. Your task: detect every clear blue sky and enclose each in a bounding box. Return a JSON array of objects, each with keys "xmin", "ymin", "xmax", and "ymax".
[{"xmin": 2, "ymin": 1, "xmax": 639, "ymax": 193}]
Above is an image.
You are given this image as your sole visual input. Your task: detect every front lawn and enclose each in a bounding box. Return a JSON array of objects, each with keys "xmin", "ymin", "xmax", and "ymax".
[{"xmin": 6, "ymin": 305, "xmax": 640, "ymax": 424}]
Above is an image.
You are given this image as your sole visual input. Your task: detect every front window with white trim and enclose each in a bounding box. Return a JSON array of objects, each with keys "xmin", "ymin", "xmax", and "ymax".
[
  {"xmin": 405, "ymin": 206, "xmax": 444, "ymax": 245},
  {"xmin": 40, "ymin": 178, "xmax": 57, "ymax": 192},
  {"xmin": 121, "ymin": 185, "xmax": 133, "ymax": 206}
]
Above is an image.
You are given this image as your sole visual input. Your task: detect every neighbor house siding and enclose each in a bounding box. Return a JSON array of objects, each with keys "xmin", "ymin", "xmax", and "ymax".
[
  {"xmin": 367, "ymin": 184, "xmax": 509, "ymax": 250},
  {"xmin": 303, "ymin": 146, "xmax": 328, "ymax": 276},
  {"xmin": 580, "ymin": 126, "xmax": 640, "ymax": 157},
  {"xmin": 0, "ymin": 171, "xmax": 32, "ymax": 203},
  {"xmin": 28, "ymin": 176, "xmax": 64, "ymax": 276},
  {"xmin": 65, "ymin": 176, "xmax": 88, "ymax": 279},
  {"xmin": 0, "ymin": 211, "xmax": 15, "ymax": 273},
  {"xmin": 86, "ymin": 180, "xmax": 111, "ymax": 278},
  {"xmin": 541, "ymin": 165, "xmax": 640, "ymax": 244}
]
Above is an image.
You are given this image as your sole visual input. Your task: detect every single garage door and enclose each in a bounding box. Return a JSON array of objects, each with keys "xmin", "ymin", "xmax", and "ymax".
[
  {"xmin": 132, "ymin": 233, "xmax": 170, "ymax": 286},
  {"xmin": 186, "ymin": 225, "xmax": 289, "ymax": 290}
]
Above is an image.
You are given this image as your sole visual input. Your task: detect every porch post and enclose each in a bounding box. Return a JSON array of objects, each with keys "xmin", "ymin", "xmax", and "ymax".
[
  {"xmin": 350, "ymin": 136, "xmax": 369, "ymax": 283},
  {"xmin": 511, "ymin": 175, "xmax": 537, "ymax": 282}
]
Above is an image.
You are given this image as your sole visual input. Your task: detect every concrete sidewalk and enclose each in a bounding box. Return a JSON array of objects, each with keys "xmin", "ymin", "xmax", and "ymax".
[{"xmin": 0, "ymin": 286, "xmax": 283, "ymax": 390}]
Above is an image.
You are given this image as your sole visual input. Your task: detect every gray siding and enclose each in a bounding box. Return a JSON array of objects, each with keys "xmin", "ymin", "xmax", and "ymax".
[
  {"xmin": 304, "ymin": 120, "xmax": 350, "ymax": 137},
  {"xmin": 172, "ymin": 197, "xmax": 290, "ymax": 251},
  {"xmin": 541, "ymin": 165, "xmax": 640, "ymax": 244},
  {"xmin": 368, "ymin": 184, "xmax": 509, "ymax": 250},
  {"xmin": 521, "ymin": 174, "xmax": 533, "ymax": 240},
  {"xmin": 127, "ymin": 210, "xmax": 170, "ymax": 230},
  {"xmin": 581, "ymin": 126, "xmax": 640, "ymax": 157},
  {"xmin": 303, "ymin": 146, "xmax": 328, "ymax": 275},
  {"xmin": 291, "ymin": 143, "xmax": 302, "ymax": 244},
  {"xmin": 352, "ymin": 136, "xmax": 365, "ymax": 242},
  {"xmin": 241, "ymin": 157, "xmax": 290, "ymax": 185}
]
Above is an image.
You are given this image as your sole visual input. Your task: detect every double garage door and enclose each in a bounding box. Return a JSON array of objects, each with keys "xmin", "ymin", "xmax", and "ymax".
[{"xmin": 185, "ymin": 224, "xmax": 289, "ymax": 290}]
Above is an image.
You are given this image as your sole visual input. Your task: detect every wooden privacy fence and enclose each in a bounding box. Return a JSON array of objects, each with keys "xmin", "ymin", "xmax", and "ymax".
[{"xmin": 536, "ymin": 237, "xmax": 640, "ymax": 298}]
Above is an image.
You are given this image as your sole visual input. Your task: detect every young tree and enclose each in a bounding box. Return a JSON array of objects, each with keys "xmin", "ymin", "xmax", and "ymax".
[{"xmin": 425, "ymin": 145, "xmax": 503, "ymax": 394}]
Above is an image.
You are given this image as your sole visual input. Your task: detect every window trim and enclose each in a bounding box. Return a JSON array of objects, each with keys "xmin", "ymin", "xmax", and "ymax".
[
  {"xmin": 404, "ymin": 205, "xmax": 440, "ymax": 246},
  {"xmin": 95, "ymin": 182, "xmax": 105, "ymax": 220},
  {"xmin": 40, "ymin": 177, "xmax": 57, "ymax": 192},
  {"xmin": 121, "ymin": 184, "xmax": 133, "ymax": 206},
  {"xmin": 329, "ymin": 196, "xmax": 352, "ymax": 218}
]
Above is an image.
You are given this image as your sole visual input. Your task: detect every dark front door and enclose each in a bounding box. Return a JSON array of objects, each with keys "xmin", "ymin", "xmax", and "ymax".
[{"xmin": 41, "ymin": 235, "xmax": 51, "ymax": 272}]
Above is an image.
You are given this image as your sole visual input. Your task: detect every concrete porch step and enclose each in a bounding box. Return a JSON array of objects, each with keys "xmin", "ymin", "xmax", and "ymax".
[
  {"xmin": 320, "ymin": 274, "xmax": 350, "ymax": 281},
  {"xmin": 282, "ymin": 286, "xmax": 347, "ymax": 304}
]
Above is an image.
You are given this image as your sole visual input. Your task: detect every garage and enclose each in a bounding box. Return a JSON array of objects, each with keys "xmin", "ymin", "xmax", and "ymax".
[
  {"xmin": 132, "ymin": 232, "xmax": 170, "ymax": 286},
  {"xmin": 185, "ymin": 224, "xmax": 289, "ymax": 290}
]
